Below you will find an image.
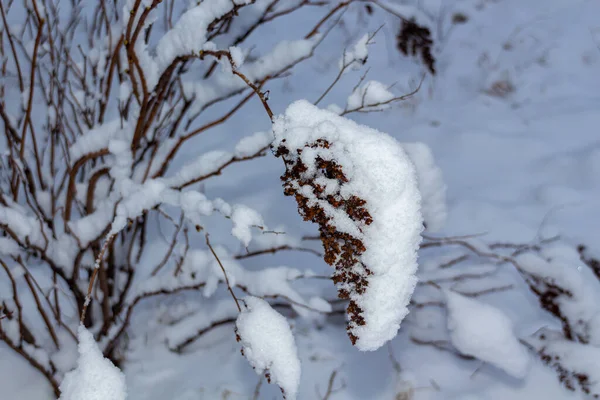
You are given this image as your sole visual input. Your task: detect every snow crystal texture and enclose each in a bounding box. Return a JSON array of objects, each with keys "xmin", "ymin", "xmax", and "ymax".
[
  {"xmin": 59, "ymin": 326, "xmax": 127, "ymax": 400},
  {"xmin": 236, "ymin": 296, "xmax": 301, "ymax": 399}
]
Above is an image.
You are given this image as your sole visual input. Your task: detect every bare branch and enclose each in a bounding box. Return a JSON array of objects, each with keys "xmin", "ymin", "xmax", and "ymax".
[{"xmin": 206, "ymin": 233, "xmax": 241, "ymax": 312}]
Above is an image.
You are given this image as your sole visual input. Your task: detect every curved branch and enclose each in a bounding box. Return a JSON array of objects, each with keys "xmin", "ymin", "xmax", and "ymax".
[{"xmin": 64, "ymin": 148, "xmax": 110, "ymax": 222}]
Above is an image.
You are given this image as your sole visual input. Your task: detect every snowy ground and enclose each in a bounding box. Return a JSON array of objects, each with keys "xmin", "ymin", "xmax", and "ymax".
[{"xmin": 2, "ymin": 0, "xmax": 600, "ymax": 398}]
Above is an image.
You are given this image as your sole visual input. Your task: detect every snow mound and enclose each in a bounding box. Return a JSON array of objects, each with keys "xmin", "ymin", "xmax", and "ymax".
[{"xmin": 59, "ymin": 326, "xmax": 127, "ymax": 400}]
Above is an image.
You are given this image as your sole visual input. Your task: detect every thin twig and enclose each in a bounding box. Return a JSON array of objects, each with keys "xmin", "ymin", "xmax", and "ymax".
[
  {"xmin": 410, "ymin": 337, "xmax": 476, "ymax": 361},
  {"xmin": 321, "ymin": 369, "xmax": 341, "ymax": 400},
  {"xmin": 252, "ymin": 375, "xmax": 264, "ymax": 400},
  {"xmin": 0, "ymin": 2, "xmax": 24, "ymax": 91},
  {"xmin": 171, "ymin": 317, "xmax": 237, "ymax": 353},
  {"xmin": 80, "ymin": 233, "xmax": 117, "ymax": 323},
  {"xmin": 206, "ymin": 233, "xmax": 241, "ymax": 312},
  {"xmin": 341, "ymin": 73, "xmax": 425, "ymax": 116},
  {"xmin": 235, "ymin": 244, "xmax": 323, "ymax": 260}
]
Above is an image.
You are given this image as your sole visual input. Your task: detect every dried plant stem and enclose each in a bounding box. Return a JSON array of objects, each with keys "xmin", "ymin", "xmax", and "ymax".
[
  {"xmin": 80, "ymin": 233, "xmax": 117, "ymax": 324},
  {"xmin": 321, "ymin": 369, "xmax": 340, "ymax": 400},
  {"xmin": 206, "ymin": 233, "xmax": 241, "ymax": 312}
]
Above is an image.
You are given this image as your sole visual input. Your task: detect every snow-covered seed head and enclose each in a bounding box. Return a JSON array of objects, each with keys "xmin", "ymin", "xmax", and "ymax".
[
  {"xmin": 273, "ymin": 100, "xmax": 423, "ymax": 351},
  {"xmin": 275, "ymin": 138, "xmax": 373, "ymax": 344}
]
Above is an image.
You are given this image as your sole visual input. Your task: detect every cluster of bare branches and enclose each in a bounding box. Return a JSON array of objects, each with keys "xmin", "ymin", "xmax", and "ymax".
[{"xmin": 0, "ymin": 0, "xmax": 428, "ymax": 396}]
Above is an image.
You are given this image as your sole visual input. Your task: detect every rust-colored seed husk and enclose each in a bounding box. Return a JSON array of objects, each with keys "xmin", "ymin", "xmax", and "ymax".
[{"xmin": 274, "ymin": 138, "xmax": 373, "ymax": 343}]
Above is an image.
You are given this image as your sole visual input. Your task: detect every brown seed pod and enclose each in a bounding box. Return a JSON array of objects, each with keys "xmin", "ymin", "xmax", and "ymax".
[{"xmin": 274, "ymin": 138, "xmax": 374, "ymax": 344}]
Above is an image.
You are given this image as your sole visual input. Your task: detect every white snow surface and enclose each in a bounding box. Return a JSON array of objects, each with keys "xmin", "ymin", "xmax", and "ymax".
[
  {"xmin": 230, "ymin": 204, "xmax": 265, "ymax": 247},
  {"xmin": 445, "ymin": 291, "xmax": 530, "ymax": 379},
  {"xmin": 69, "ymin": 120, "xmax": 124, "ymax": 161},
  {"xmin": 236, "ymin": 296, "xmax": 301, "ymax": 399},
  {"xmin": 229, "ymin": 46, "xmax": 245, "ymax": 68},
  {"xmin": 272, "ymin": 100, "xmax": 423, "ymax": 351},
  {"xmin": 402, "ymin": 142, "xmax": 447, "ymax": 232},
  {"xmin": 59, "ymin": 326, "xmax": 127, "ymax": 400},
  {"xmin": 154, "ymin": 0, "xmax": 251, "ymax": 83}
]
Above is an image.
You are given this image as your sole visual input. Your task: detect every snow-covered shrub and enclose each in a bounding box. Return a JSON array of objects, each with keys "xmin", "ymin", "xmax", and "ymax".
[
  {"xmin": 2, "ymin": 0, "xmax": 599, "ymax": 398},
  {"xmin": 413, "ymin": 235, "xmax": 600, "ymax": 398},
  {"xmin": 0, "ymin": 0, "xmax": 432, "ymax": 397}
]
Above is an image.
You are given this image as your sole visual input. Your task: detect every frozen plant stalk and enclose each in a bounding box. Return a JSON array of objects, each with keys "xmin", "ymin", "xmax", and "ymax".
[{"xmin": 272, "ymin": 100, "xmax": 423, "ymax": 351}]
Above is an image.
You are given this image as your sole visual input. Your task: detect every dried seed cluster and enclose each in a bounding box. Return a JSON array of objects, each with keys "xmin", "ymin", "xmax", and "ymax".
[
  {"xmin": 524, "ymin": 269, "xmax": 592, "ymax": 345},
  {"xmin": 578, "ymin": 244, "xmax": 600, "ymax": 280},
  {"xmin": 274, "ymin": 138, "xmax": 373, "ymax": 344},
  {"xmin": 526, "ymin": 275, "xmax": 577, "ymax": 339},
  {"xmin": 536, "ymin": 340, "xmax": 598, "ymax": 397},
  {"xmin": 396, "ymin": 19, "xmax": 436, "ymax": 75}
]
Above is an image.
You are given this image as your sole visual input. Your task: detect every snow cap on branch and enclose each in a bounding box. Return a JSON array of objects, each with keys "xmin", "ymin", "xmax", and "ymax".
[
  {"xmin": 345, "ymin": 80, "xmax": 395, "ymax": 112},
  {"xmin": 154, "ymin": 0, "xmax": 252, "ymax": 78},
  {"xmin": 340, "ymin": 33, "xmax": 371, "ymax": 71},
  {"xmin": 272, "ymin": 100, "xmax": 423, "ymax": 351},
  {"xmin": 236, "ymin": 296, "xmax": 301, "ymax": 399},
  {"xmin": 445, "ymin": 291, "xmax": 530, "ymax": 379}
]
